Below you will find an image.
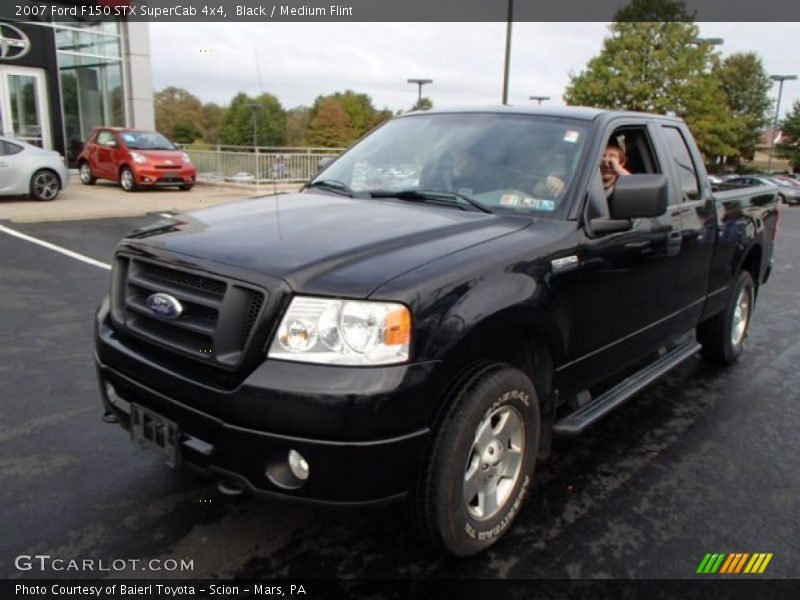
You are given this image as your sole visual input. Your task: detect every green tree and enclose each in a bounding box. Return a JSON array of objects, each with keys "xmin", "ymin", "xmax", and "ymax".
[
  {"xmin": 714, "ymin": 53, "xmax": 773, "ymax": 166},
  {"xmin": 201, "ymin": 102, "xmax": 224, "ymax": 145},
  {"xmin": 563, "ymin": 2, "xmax": 739, "ymax": 160},
  {"xmin": 286, "ymin": 106, "xmax": 312, "ymax": 146},
  {"xmin": 777, "ymin": 101, "xmax": 800, "ymax": 171},
  {"xmin": 305, "ymin": 98, "xmax": 354, "ymax": 147},
  {"xmin": 154, "ymin": 86, "xmax": 204, "ymax": 141},
  {"xmin": 411, "ymin": 97, "xmax": 433, "ymax": 111},
  {"xmin": 171, "ymin": 118, "xmax": 202, "ymax": 144},
  {"xmin": 614, "ymin": 0, "xmax": 694, "ymax": 21},
  {"xmin": 219, "ymin": 92, "xmax": 287, "ymax": 147},
  {"xmin": 309, "ymin": 90, "xmax": 382, "ymax": 143}
]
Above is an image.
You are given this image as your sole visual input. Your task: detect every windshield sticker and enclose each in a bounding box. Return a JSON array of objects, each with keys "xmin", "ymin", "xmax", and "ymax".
[
  {"xmin": 500, "ymin": 193, "xmax": 520, "ymax": 206},
  {"xmin": 524, "ymin": 198, "xmax": 556, "ymax": 211},
  {"xmin": 563, "ymin": 130, "xmax": 580, "ymax": 143}
]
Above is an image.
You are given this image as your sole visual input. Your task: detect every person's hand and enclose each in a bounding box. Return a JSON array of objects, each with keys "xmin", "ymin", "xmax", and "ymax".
[
  {"xmin": 603, "ymin": 154, "xmax": 630, "ymax": 176},
  {"xmin": 545, "ymin": 175, "xmax": 566, "ymax": 197}
]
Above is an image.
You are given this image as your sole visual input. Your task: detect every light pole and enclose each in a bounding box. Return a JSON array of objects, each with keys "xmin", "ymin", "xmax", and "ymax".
[
  {"xmin": 768, "ymin": 74, "xmax": 797, "ymax": 172},
  {"xmin": 407, "ymin": 78, "xmax": 433, "ymax": 105},
  {"xmin": 501, "ymin": 0, "xmax": 514, "ymax": 105},
  {"xmin": 529, "ymin": 96, "xmax": 550, "ymax": 105},
  {"xmin": 247, "ymin": 102, "xmax": 263, "ymax": 183}
]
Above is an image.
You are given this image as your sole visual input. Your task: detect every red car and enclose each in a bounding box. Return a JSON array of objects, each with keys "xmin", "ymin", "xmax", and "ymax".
[{"xmin": 77, "ymin": 127, "xmax": 196, "ymax": 192}]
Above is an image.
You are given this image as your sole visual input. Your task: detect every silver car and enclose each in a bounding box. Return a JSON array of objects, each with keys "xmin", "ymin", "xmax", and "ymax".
[{"xmin": 0, "ymin": 135, "xmax": 69, "ymax": 201}]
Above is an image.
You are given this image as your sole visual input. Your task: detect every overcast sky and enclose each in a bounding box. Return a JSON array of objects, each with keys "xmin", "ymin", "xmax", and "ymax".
[{"xmin": 149, "ymin": 22, "xmax": 800, "ymax": 120}]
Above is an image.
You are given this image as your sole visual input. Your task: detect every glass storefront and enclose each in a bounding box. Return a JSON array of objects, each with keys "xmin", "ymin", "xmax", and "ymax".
[{"xmin": 55, "ymin": 22, "xmax": 125, "ymax": 162}]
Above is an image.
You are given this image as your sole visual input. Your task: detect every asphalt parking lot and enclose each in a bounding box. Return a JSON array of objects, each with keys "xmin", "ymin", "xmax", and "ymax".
[{"xmin": 1, "ymin": 206, "xmax": 799, "ymax": 581}]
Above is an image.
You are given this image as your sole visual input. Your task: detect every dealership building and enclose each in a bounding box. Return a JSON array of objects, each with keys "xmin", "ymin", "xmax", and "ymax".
[{"xmin": 0, "ymin": 18, "xmax": 154, "ymax": 165}]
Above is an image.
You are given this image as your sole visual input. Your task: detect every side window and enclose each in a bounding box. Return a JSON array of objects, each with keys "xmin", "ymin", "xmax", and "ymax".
[
  {"xmin": 96, "ymin": 130, "xmax": 115, "ymax": 146},
  {"xmin": 610, "ymin": 127, "xmax": 661, "ymax": 175},
  {"xmin": 0, "ymin": 140, "xmax": 24, "ymax": 156},
  {"xmin": 662, "ymin": 126, "xmax": 701, "ymax": 201}
]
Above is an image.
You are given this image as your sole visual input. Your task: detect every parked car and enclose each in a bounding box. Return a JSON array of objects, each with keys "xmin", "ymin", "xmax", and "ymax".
[
  {"xmin": 0, "ymin": 135, "xmax": 69, "ymax": 201},
  {"xmin": 226, "ymin": 171, "xmax": 255, "ymax": 184},
  {"xmin": 77, "ymin": 128, "xmax": 196, "ymax": 192},
  {"xmin": 95, "ymin": 107, "xmax": 778, "ymax": 556},
  {"xmin": 726, "ymin": 175, "xmax": 800, "ymax": 205}
]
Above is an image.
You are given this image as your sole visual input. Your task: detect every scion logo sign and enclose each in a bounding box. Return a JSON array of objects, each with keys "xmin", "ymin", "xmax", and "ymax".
[{"xmin": 0, "ymin": 23, "xmax": 31, "ymax": 60}]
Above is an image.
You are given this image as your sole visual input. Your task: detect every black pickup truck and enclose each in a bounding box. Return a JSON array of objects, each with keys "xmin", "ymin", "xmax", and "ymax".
[{"xmin": 95, "ymin": 107, "xmax": 779, "ymax": 556}]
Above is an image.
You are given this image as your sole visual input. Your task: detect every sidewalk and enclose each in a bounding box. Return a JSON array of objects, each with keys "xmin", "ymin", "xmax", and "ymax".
[{"xmin": 0, "ymin": 178, "xmax": 303, "ymax": 223}]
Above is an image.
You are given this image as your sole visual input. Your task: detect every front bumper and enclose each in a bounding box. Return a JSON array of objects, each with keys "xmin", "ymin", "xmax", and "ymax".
[
  {"xmin": 132, "ymin": 165, "xmax": 196, "ymax": 187},
  {"xmin": 95, "ymin": 316, "xmax": 437, "ymax": 505}
]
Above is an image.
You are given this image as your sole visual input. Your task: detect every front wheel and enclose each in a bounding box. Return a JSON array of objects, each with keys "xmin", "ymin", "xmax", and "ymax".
[
  {"xmin": 79, "ymin": 162, "xmax": 96, "ymax": 185},
  {"xmin": 30, "ymin": 169, "xmax": 61, "ymax": 201},
  {"xmin": 120, "ymin": 167, "xmax": 137, "ymax": 192},
  {"xmin": 697, "ymin": 270, "xmax": 755, "ymax": 364},
  {"xmin": 407, "ymin": 363, "xmax": 540, "ymax": 556}
]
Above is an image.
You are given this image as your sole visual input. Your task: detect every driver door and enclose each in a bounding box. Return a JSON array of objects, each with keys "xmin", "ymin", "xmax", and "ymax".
[{"xmin": 555, "ymin": 122, "xmax": 684, "ymax": 388}]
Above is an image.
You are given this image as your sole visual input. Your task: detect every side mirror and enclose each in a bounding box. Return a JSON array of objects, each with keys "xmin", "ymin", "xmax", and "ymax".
[
  {"xmin": 608, "ymin": 174, "xmax": 668, "ymax": 219},
  {"xmin": 317, "ymin": 156, "xmax": 334, "ymax": 173}
]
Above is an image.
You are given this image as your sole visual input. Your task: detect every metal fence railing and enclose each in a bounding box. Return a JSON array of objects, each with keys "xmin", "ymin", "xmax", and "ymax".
[{"xmin": 182, "ymin": 145, "xmax": 345, "ymax": 184}]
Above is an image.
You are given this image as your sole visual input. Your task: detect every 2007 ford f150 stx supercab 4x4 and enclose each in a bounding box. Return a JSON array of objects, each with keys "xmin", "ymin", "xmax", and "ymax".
[{"xmin": 95, "ymin": 107, "xmax": 778, "ymax": 556}]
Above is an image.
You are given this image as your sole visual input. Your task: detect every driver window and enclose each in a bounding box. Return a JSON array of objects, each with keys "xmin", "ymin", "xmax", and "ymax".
[
  {"xmin": 608, "ymin": 127, "xmax": 661, "ymax": 176},
  {"xmin": 97, "ymin": 130, "xmax": 115, "ymax": 147}
]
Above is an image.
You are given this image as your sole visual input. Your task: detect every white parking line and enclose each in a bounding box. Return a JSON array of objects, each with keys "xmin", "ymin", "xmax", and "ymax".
[{"xmin": 0, "ymin": 223, "xmax": 111, "ymax": 271}]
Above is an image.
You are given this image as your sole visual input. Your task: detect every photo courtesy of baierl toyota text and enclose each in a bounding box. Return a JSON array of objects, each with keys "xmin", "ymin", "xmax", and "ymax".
[{"xmin": 1, "ymin": 1, "xmax": 799, "ymax": 599}]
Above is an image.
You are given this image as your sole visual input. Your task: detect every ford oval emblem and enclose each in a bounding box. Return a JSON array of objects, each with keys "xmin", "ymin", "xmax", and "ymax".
[{"xmin": 145, "ymin": 293, "xmax": 183, "ymax": 320}]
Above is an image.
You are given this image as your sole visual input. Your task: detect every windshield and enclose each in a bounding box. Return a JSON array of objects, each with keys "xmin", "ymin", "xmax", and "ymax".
[
  {"xmin": 120, "ymin": 131, "xmax": 175, "ymax": 150},
  {"xmin": 314, "ymin": 113, "xmax": 590, "ymax": 216}
]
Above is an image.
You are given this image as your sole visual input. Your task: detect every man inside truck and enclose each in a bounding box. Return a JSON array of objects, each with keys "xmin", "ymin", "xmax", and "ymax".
[{"xmin": 601, "ymin": 140, "xmax": 632, "ymax": 194}]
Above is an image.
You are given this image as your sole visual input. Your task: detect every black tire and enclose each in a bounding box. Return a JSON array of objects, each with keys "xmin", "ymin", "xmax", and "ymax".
[
  {"xmin": 29, "ymin": 169, "xmax": 61, "ymax": 201},
  {"xmin": 120, "ymin": 166, "xmax": 137, "ymax": 192},
  {"xmin": 79, "ymin": 161, "xmax": 96, "ymax": 185},
  {"xmin": 697, "ymin": 270, "xmax": 755, "ymax": 365},
  {"xmin": 407, "ymin": 363, "xmax": 540, "ymax": 556},
  {"xmin": 179, "ymin": 184, "xmax": 194, "ymax": 191}
]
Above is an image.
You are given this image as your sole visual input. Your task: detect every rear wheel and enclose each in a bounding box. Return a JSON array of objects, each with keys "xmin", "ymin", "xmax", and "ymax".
[
  {"xmin": 30, "ymin": 169, "xmax": 61, "ymax": 201},
  {"xmin": 79, "ymin": 161, "xmax": 96, "ymax": 185},
  {"xmin": 120, "ymin": 166, "xmax": 136, "ymax": 192},
  {"xmin": 407, "ymin": 363, "xmax": 540, "ymax": 556},
  {"xmin": 697, "ymin": 270, "xmax": 755, "ymax": 364}
]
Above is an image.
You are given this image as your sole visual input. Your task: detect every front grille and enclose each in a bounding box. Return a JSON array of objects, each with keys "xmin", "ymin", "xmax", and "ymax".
[{"xmin": 111, "ymin": 256, "xmax": 267, "ymax": 371}]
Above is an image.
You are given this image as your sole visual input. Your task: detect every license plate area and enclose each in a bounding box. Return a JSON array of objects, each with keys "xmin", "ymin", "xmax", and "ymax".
[{"xmin": 130, "ymin": 404, "xmax": 181, "ymax": 467}]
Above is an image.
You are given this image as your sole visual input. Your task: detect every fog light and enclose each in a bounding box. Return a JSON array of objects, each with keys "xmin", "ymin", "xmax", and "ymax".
[{"xmin": 288, "ymin": 449, "xmax": 309, "ymax": 481}]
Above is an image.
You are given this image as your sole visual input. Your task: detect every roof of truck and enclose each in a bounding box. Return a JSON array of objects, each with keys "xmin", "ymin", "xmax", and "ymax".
[{"xmin": 407, "ymin": 105, "xmax": 683, "ymax": 123}]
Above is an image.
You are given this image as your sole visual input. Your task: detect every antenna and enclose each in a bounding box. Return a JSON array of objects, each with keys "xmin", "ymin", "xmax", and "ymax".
[{"xmin": 254, "ymin": 48, "xmax": 265, "ymax": 95}]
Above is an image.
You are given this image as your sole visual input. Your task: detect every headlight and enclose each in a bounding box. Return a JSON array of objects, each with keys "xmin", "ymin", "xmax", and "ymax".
[
  {"xmin": 131, "ymin": 152, "xmax": 148, "ymax": 164},
  {"xmin": 268, "ymin": 297, "xmax": 411, "ymax": 365},
  {"xmin": 181, "ymin": 152, "xmax": 192, "ymax": 164}
]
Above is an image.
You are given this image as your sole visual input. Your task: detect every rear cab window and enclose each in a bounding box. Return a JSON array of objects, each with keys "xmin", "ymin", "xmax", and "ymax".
[{"xmin": 661, "ymin": 126, "xmax": 702, "ymax": 202}]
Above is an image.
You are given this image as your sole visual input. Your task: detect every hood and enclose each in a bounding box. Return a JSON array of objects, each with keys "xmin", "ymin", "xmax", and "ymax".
[
  {"xmin": 131, "ymin": 149, "xmax": 184, "ymax": 164},
  {"xmin": 124, "ymin": 192, "xmax": 530, "ymax": 297}
]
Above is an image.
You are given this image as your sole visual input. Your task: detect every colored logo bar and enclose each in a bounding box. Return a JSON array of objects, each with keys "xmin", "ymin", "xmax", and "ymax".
[{"xmin": 697, "ymin": 553, "xmax": 773, "ymax": 574}]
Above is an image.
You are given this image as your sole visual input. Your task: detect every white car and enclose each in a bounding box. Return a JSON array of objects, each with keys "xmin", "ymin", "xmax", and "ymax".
[{"xmin": 0, "ymin": 135, "xmax": 69, "ymax": 201}]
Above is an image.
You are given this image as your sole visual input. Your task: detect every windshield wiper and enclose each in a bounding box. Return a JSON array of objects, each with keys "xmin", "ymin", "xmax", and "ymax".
[
  {"xmin": 306, "ymin": 179, "xmax": 355, "ymax": 197},
  {"xmin": 369, "ymin": 189, "xmax": 492, "ymax": 214}
]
